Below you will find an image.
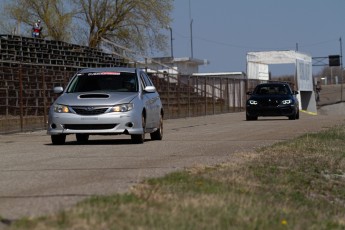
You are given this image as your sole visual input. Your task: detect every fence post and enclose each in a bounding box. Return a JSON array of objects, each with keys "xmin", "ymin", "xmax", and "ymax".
[
  {"xmin": 188, "ymin": 75, "xmax": 191, "ymax": 117},
  {"xmin": 240, "ymin": 80, "xmax": 245, "ymax": 111},
  {"xmin": 42, "ymin": 66, "xmax": 47, "ymax": 127},
  {"xmin": 225, "ymin": 78, "xmax": 227, "ymax": 112},
  {"xmin": 6, "ymin": 85, "xmax": 9, "ymax": 116},
  {"xmin": 177, "ymin": 75, "xmax": 181, "ymax": 117},
  {"xmin": 196, "ymin": 76, "xmax": 199, "ymax": 116},
  {"xmin": 204, "ymin": 77, "xmax": 207, "ymax": 115},
  {"xmin": 232, "ymin": 79, "xmax": 235, "ymax": 112},
  {"xmin": 220, "ymin": 78, "xmax": 223, "ymax": 113},
  {"xmin": 167, "ymin": 73, "xmax": 170, "ymax": 119},
  {"xmin": 19, "ymin": 64, "xmax": 23, "ymax": 132},
  {"xmin": 64, "ymin": 67, "xmax": 67, "ymax": 86},
  {"xmin": 212, "ymin": 77, "xmax": 215, "ymax": 115}
]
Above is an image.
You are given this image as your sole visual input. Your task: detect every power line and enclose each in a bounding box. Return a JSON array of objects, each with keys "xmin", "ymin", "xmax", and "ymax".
[{"xmin": 172, "ymin": 30, "xmax": 340, "ymax": 51}]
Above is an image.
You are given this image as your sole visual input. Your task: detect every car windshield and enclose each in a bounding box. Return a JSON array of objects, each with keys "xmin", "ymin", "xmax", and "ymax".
[
  {"xmin": 254, "ymin": 84, "xmax": 292, "ymax": 95},
  {"xmin": 66, "ymin": 72, "xmax": 138, "ymax": 93}
]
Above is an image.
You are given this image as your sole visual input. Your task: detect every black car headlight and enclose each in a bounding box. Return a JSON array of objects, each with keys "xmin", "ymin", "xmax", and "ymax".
[
  {"xmin": 248, "ymin": 100, "xmax": 258, "ymax": 105},
  {"xmin": 110, "ymin": 103, "xmax": 134, "ymax": 112},
  {"xmin": 282, "ymin": 99, "xmax": 292, "ymax": 105},
  {"xmin": 53, "ymin": 104, "xmax": 70, "ymax": 113}
]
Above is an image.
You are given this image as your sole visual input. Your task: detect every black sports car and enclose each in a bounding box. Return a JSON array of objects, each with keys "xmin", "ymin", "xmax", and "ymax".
[{"xmin": 246, "ymin": 83, "xmax": 300, "ymax": 120}]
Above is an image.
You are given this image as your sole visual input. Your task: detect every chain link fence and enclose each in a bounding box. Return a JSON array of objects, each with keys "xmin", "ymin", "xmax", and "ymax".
[
  {"xmin": 0, "ymin": 64, "xmax": 263, "ymax": 133},
  {"xmin": 0, "ymin": 64, "xmax": 78, "ymax": 133}
]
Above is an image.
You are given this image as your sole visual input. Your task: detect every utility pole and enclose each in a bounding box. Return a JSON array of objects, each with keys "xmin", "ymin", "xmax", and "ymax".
[
  {"xmin": 190, "ymin": 19, "xmax": 193, "ymax": 58},
  {"xmin": 168, "ymin": 26, "xmax": 173, "ymax": 58},
  {"xmin": 189, "ymin": 0, "xmax": 194, "ymax": 58},
  {"xmin": 340, "ymin": 37, "xmax": 343, "ymax": 101}
]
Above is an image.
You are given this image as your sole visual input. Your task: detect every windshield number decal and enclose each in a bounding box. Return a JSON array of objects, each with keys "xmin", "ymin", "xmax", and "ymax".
[{"xmin": 87, "ymin": 72, "xmax": 121, "ymax": 76}]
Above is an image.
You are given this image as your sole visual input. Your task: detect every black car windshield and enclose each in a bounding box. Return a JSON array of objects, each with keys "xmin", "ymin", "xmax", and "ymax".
[
  {"xmin": 254, "ymin": 84, "xmax": 292, "ymax": 95},
  {"xmin": 66, "ymin": 72, "xmax": 138, "ymax": 93}
]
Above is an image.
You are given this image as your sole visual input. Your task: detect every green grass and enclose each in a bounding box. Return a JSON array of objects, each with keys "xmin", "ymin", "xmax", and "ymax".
[{"xmin": 6, "ymin": 125, "xmax": 345, "ymax": 229}]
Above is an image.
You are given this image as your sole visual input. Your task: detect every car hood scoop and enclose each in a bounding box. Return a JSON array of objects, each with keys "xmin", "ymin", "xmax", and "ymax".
[{"xmin": 79, "ymin": 94, "xmax": 109, "ymax": 99}]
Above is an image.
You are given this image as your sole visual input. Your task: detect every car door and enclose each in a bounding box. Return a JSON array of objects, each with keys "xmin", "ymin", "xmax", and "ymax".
[
  {"xmin": 144, "ymin": 73, "xmax": 161, "ymax": 127},
  {"xmin": 139, "ymin": 71, "xmax": 157, "ymax": 129}
]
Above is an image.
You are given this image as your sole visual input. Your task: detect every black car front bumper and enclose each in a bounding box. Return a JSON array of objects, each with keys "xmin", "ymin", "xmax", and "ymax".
[{"xmin": 246, "ymin": 104, "xmax": 297, "ymax": 117}]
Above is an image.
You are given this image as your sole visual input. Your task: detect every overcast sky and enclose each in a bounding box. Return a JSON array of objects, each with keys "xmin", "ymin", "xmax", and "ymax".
[{"xmin": 168, "ymin": 0, "xmax": 345, "ymax": 75}]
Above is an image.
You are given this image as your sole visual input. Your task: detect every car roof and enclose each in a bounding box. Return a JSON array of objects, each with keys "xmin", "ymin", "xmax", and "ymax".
[
  {"xmin": 257, "ymin": 82, "xmax": 291, "ymax": 87},
  {"xmin": 78, "ymin": 67, "xmax": 138, "ymax": 74},
  {"xmin": 258, "ymin": 82, "xmax": 289, "ymax": 85}
]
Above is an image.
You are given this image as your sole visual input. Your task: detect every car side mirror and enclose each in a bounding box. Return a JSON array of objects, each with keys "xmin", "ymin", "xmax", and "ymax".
[
  {"xmin": 246, "ymin": 91, "xmax": 252, "ymax": 95},
  {"xmin": 293, "ymin": 91, "xmax": 299, "ymax": 95},
  {"xmin": 53, "ymin": 86, "xmax": 64, "ymax": 94},
  {"xmin": 144, "ymin": 86, "xmax": 156, "ymax": 93}
]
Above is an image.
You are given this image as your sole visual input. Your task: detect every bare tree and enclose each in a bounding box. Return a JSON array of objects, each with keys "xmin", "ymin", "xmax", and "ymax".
[
  {"xmin": 1, "ymin": 0, "xmax": 173, "ymax": 55},
  {"xmin": 2, "ymin": 0, "xmax": 75, "ymax": 42},
  {"xmin": 72, "ymin": 0, "xmax": 173, "ymax": 53}
]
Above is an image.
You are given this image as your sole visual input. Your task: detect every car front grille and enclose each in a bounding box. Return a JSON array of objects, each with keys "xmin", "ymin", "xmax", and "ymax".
[
  {"xmin": 71, "ymin": 106, "xmax": 109, "ymax": 115},
  {"xmin": 260, "ymin": 99, "xmax": 280, "ymax": 106},
  {"xmin": 64, "ymin": 124, "xmax": 117, "ymax": 130}
]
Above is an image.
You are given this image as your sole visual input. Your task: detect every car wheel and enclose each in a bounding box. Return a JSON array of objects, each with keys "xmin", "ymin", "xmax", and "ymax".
[
  {"xmin": 131, "ymin": 114, "xmax": 146, "ymax": 144},
  {"xmin": 288, "ymin": 114, "xmax": 296, "ymax": 120},
  {"xmin": 76, "ymin": 134, "xmax": 89, "ymax": 143},
  {"xmin": 246, "ymin": 114, "xmax": 257, "ymax": 121},
  {"xmin": 296, "ymin": 110, "xmax": 300, "ymax": 120},
  {"xmin": 150, "ymin": 114, "xmax": 163, "ymax": 140},
  {"xmin": 51, "ymin": 134, "xmax": 66, "ymax": 145}
]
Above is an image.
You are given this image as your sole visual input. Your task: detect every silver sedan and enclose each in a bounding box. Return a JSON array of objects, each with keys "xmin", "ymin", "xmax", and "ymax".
[{"xmin": 47, "ymin": 67, "xmax": 163, "ymax": 144}]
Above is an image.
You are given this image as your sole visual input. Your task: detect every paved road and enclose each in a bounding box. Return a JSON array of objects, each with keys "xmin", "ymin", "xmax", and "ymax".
[{"xmin": 0, "ymin": 110, "xmax": 344, "ymax": 221}]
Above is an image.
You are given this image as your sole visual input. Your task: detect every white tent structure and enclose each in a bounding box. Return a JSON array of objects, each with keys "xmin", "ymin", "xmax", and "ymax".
[{"xmin": 247, "ymin": 50, "xmax": 317, "ymax": 114}]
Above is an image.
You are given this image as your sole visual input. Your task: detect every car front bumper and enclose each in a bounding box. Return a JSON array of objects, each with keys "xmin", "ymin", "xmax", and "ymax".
[
  {"xmin": 47, "ymin": 110, "xmax": 143, "ymax": 135},
  {"xmin": 246, "ymin": 105, "xmax": 297, "ymax": 117}
]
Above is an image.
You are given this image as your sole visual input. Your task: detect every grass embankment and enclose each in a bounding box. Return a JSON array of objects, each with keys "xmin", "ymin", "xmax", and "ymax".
[{"xmin": 7, "ymin": 125, "xmax": 345, "ymax": 229}]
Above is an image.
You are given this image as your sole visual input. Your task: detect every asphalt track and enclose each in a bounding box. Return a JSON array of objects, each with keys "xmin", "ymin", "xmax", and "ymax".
[{"xmin": 0, "ymin": 109, "xmax": 344, "ymax": 221}]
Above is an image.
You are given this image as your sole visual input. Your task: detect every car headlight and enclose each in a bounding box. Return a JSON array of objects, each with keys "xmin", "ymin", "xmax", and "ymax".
[
  {"xmin": 53, "ymin": 104, "xmax": 70, "ymax": 113},
  {"xmin": 282, "ymin": 99, "xmax": 292, "ymax": 105},
  {"xmin": 110, "ymin": 103, "xmax": 134, "ymax": 112},
  {"xmin": 249, "ymin": 100, "xmax": 258, "ymax": 105}
]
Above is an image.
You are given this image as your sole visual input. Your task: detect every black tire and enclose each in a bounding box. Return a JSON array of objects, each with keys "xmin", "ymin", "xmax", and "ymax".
[
  {"xmin": 246, "ymin": 114, "xmax": 257, "ymax": 121},
  {"xmin": 288, "ymin": 114, "xmax": 296, "ymax": 120},
  {"xmin": 150, "ymin": 114, "xmax": 163, "ymax": 140},
  {"xmin": 131, "ymin": 114, "xmax": 145, "ymax": 144},
  {"xmin": 51, "ymin": 135, "xmax": 66, "ymax": 145},
  {"xmin": 296, "ymin": 110, "xmax": 300, "ymax": 120},
  {"xmin": 76, "ymin": 134, "xmax": 89, "ymax": 143}
]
